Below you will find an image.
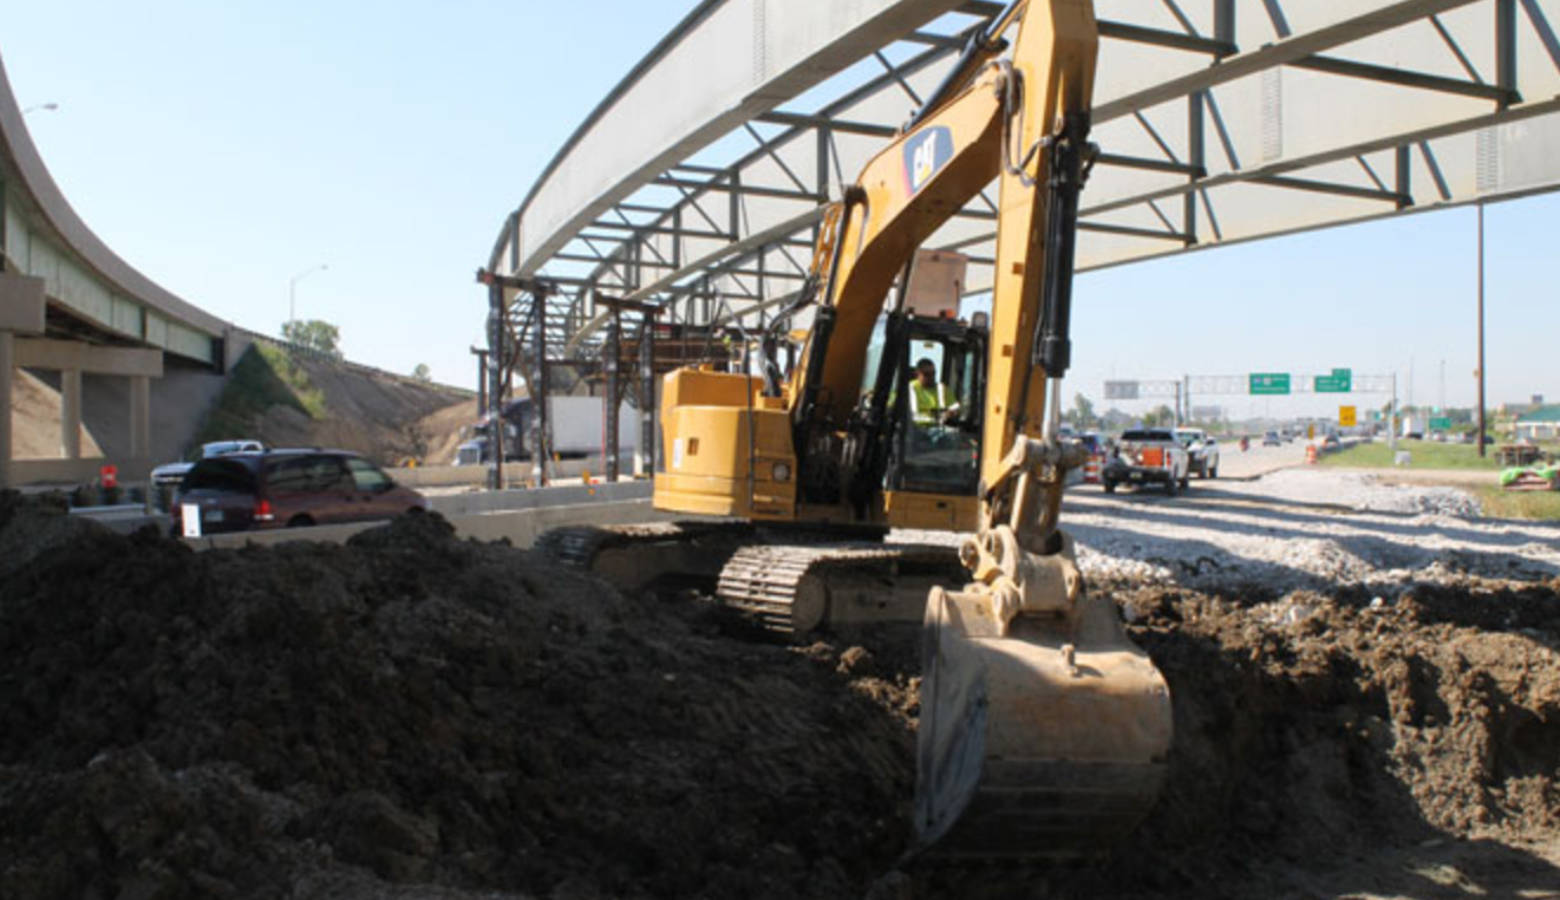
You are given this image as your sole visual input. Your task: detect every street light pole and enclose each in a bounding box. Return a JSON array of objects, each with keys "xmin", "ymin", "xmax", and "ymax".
[{"xmin": 287, "ymin": 263, "xmax": 328, "ymax": 327}]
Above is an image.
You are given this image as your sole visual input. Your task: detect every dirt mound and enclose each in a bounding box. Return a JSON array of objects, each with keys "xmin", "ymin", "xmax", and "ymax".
[
  {"xmin": 0, "ymin": 494, "xmax": 909, "ymax": 899},
  {"xmin": 977, "ymin": 576, "xmax": 1560, "ymax": 898},
  {"xmin": 2, "ymin": 491, "xmax": 1557, "ymax": 898}
]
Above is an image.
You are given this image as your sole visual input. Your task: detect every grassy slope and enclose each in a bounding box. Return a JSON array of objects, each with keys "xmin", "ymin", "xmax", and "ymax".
[
  {"xmin": 188, "ymin": 344, "xmax": 323, "ymax": 454},
  {"xmin": 1322, "ymin": 440, "xmax": 1560, "ymax": 520},
  {"xmin": 1475, "ymin": 487, "xmax": 1560, "ymax": 520},
  {"xmin": 1318, "ymin": 439, "xmax": 1502, "ymax": 470}
]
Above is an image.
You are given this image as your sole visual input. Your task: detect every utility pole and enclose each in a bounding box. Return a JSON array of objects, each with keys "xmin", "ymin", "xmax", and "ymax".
[
  {"xmin": 1389, "ymin": 372, "xmax": 1398, "ymax": 453},
  {"xmin": 1476, "ymin": 203, "xmax": 1488, "ymax": 457}
]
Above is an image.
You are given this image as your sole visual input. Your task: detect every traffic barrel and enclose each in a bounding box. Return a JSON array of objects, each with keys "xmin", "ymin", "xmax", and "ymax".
[{"xmin": 1305, "ymin": 444, "xmax": 1318, "ymax": 465}]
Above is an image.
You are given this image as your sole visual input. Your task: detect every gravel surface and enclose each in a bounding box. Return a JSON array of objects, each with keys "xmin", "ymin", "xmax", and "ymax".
[{"xmin": 1051, "ymin": 468, "xmax": 1559, "ymax": 598}]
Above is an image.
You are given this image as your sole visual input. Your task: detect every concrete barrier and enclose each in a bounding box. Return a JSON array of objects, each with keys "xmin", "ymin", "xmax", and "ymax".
[
  {"xmin": 428, "ymin": 479, "xmax": 651, "ymax": 516},
  {"xmin": 181, "ymin": 499, "xmax": 672, "ymax": 551},
  {"xmin": 391, "ymin": 456, "xmax": 636, "ymax": 488}
]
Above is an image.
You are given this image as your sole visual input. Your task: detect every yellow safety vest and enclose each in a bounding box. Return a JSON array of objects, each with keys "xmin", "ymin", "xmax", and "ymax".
[{"xmin": 911, "ymin": 380, "xmax": 951, "ymax": 423}]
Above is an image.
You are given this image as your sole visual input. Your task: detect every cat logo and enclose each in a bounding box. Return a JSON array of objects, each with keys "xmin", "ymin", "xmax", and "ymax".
[{"xmin": 902, "ymin": 126, "xmax": 954, "ymax": 195}]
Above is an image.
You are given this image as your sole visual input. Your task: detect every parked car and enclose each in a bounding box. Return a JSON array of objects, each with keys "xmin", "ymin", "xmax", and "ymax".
[
  {"xmin": 1102, "ymin": 428, "xmax": 1191, "ymax": 495},
  {"xmin": 1262, "ymin": 430, "xmax": 1283, "ymax": 447},
  {"xmin": 171, "ymin": 448, "xmax": 428, "ymax": 535},
  {"xmin": 1173, "ymin": 427, "xmax": 1220, "ymax": 478}
]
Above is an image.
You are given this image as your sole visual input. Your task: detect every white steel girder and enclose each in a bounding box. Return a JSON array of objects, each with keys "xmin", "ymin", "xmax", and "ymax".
[{"xmin": 490, "ymin": 0, "xmax": 1560, "ymax": 357}]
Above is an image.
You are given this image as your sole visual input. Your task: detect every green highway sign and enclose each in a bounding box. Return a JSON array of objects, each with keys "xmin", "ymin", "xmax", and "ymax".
[
  {"xmin": 1429, "ymin": 416, "xmax": 1452, "ymax": 430},
  {"xmin": 1315, "ymin": 367, "xmax": 1352, "ymax": 393},
  {"xmin": 1249, "ymin": 372, "xmax": 1291, "ymax": 395}
]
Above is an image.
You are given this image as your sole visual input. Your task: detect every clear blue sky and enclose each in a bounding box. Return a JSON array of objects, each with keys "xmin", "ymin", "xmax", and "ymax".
[{"xmin": 5, "ymin": 1, "xmax": 1556, "ymax": 419}]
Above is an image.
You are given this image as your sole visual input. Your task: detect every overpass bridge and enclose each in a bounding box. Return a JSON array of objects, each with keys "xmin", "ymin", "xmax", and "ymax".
[
  {"xmin": 0, "ymin": 53, "xmax": 244, "ymax": 487},
  {"xmin": 483, "ymin": 0, "xmax": 1560, "ymax": 467}
]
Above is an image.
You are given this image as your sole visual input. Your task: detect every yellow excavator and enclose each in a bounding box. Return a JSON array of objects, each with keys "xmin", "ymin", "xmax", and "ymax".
[{"xmin": 539, "ymin": 0, "xmax": 1172, "ymax": 859}]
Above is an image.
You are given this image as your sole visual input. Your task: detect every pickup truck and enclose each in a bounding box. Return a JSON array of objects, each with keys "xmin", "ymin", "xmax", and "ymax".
[
  {"xmin": 1173, "ymin": 427, "xmax": 1220, "ymax": 478},
  {"xmin": 1103, "ymin": 428, "xmax": 1191, "ymax": 495},
  {"xmin": 150, "ymin": 440, "xmax": 266, "ymax": 491}
]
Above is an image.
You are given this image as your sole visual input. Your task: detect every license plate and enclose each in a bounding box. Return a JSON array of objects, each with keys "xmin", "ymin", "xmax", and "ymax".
[{"xmin": 203, "ymin": 509, "xmax": 225, "ymax": 522}]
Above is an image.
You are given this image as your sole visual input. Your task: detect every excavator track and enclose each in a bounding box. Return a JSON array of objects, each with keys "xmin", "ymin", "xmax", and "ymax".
[
  {"xmin": 533, "ymin": 520, "xmax": 754, "ymax": 595},
  {"xmin": 717, "ymin": 542, "xmax": 963, "ymax": 635},
  {"xmin": 536, "ymin": 522, "xmax": 963, "ymax": 636}
]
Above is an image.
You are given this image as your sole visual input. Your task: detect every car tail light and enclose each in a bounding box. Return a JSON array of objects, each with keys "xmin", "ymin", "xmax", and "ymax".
[{"xmin": 254, "ymin": 498, "xmax": 275, "ymax": 522}]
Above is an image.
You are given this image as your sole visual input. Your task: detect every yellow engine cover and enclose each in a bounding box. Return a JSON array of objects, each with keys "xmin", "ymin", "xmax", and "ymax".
[{"xmin": 653, "ymin": 367, "xmax": 797, "ymax": 520}]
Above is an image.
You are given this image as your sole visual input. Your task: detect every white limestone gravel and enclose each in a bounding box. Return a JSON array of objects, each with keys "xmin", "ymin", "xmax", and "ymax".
[
  {"xmin": 898, "ymin": 467, "xmax": 1559, "ymax": 596},
  {"xmin": 1060, "ymin": 468, "xmax": 1558, "ymax": 595}
]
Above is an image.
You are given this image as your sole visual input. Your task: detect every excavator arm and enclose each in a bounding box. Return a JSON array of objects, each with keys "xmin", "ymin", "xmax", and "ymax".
[{"xmin": 783, "ymin": 0, "xmax": 1173, "ymax": 859}]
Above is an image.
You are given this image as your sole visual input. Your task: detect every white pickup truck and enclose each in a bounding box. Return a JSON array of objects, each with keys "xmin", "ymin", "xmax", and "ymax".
[
  {"xmin": 1173, "ymin": 427, "xmax": 1221, "ymax": 478},
  {"xmin": 1103, "ymin": 428, "xmax": 1191, "ymax": 495},
  {"xmin": 150, "ymin": 439, "xmax": 265, "ymax": 489}
]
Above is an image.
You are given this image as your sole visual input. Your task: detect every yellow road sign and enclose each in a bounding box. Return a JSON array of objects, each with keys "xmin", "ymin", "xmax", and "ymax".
[{"xmin": 1339, "ymin": 405, "xmax": 1357, "ymax": 427}]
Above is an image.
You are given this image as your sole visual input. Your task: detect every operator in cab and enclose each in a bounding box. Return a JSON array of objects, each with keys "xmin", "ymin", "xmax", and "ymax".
[{"xmin": 910, "ymin": 358, "xmax": 959, "ymax": 426}]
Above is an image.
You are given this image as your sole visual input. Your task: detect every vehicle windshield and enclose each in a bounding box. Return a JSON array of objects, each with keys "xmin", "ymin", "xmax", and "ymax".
[
  {"xmin": 182, "ymin": 459, "xmax": 257, "ymax": 493},
  {"xmin": 1173, "ymin": 430, "xmax": 1200, "ymax": 446},
  {"xmin": 1121, "ymin": 430, "xmax": 1171, "ymax": 442},
  {"xmin": 202, "ymin": 441, "xmax": 250, "ymax": 456}
]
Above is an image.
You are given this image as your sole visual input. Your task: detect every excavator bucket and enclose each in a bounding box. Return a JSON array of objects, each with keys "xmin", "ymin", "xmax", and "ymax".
[{"xmin": 916, "ymin": 582, "xmax": 1172, "ymax": 860}]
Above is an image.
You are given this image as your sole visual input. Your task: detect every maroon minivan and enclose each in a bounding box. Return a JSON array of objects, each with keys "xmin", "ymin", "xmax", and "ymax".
[{"xmin": 172, "ymin": 449, "xmax": 429, "ymax": 534}]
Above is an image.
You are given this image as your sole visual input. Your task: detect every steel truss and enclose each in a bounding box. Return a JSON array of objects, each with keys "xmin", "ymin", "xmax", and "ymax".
[{"xmin": 487, "ymin": 0, "xmax": 1560, "ymax": 401}]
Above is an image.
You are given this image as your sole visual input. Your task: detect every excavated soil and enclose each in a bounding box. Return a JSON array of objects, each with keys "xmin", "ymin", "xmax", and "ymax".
[{"xmin": 2, "ymin": 490, "xmax": 1558, "ymax": 899}]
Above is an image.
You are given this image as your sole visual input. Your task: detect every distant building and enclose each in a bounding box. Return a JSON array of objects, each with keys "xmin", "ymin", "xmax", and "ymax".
[
  {"xmin": 1513, "ymin": 405, "xmax": 1560, "ymax": 441},
  {"xmin": 1499, "ymin": 399, "xmax": 1542, "ymax": 415}
]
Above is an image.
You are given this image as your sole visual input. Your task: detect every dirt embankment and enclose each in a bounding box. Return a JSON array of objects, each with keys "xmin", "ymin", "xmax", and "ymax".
[
  {"xmin": 1, "ymin": 491, "xmax": 1557, "ymax": 898},
  {"xmin": 190, "ymin": 342, "xmax": 472, "ymax": 465},
  {"xmin": 9, "ymin": 369, "xmax": 103, "ymax": 459}
]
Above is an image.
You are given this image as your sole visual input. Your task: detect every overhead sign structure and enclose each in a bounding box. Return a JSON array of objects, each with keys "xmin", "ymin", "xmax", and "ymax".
[
  {"xmin": 1249, "ymin": 373, "xmax": 1290, "ymax": 396},
  {"xmin": 1104, "ymin": 380, "xmax": 1140, "ymax": 400},
  {"xmin": 1315, "ymin": 368, "xmax": 1353, "ymax": 393},
  {"xmin": 1339, "ymin": 406, "xmax": 1357, "ymax": 428}
]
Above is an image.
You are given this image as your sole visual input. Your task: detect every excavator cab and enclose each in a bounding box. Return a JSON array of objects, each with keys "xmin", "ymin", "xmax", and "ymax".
[
  {"xmin": 848, "ymin": 311, "xmax": 987, "ymax": 530},
  {"xmin": 887, "ymin": 316, "xmax": 985, "ymax": 500}
]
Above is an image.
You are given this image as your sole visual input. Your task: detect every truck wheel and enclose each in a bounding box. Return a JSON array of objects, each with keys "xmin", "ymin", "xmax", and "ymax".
[{"xmin": 1103, "ymin": 480, "xmax": 1116, "ymax": 494}]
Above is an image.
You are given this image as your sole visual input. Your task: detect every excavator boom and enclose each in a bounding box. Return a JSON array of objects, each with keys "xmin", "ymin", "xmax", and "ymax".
[
  {"xmin": 542, "ymin": 0, "xmax": 1173, "ymax": 863},
  {"xmin": 778, "ymin": 0, "xmax": 1174, "ymax": 858}
]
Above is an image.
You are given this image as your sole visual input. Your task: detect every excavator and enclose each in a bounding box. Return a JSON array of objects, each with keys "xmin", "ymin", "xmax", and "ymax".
[{"xmin": 539, "ymin": 0, "xmax": 1173, "ymax": 860}]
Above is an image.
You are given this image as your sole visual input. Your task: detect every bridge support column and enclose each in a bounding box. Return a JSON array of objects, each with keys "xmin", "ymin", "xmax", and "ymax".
[
  {"xmin": 129, "ymin": 374, "xmax": 151, "ymax": 459},
  {"xmin": 0, "ymin": 331, "xmax": 12, "ymax": 487},
  {"xmin": 60, "ymin": 368, "xmax": 82, "ymax": 459}
]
